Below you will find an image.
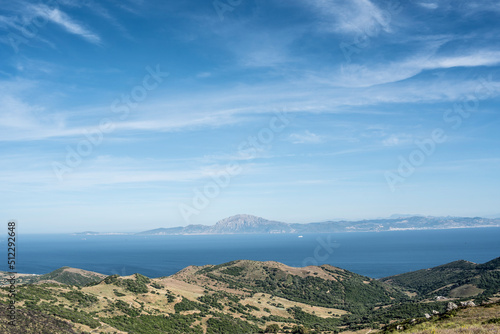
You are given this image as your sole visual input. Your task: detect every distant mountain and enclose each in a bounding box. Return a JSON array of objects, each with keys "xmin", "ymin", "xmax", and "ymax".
[
  {"xmin": 134, "ymin": 214, "xmax": 500, "ymax": 235},
  {"xmin": 73, "ymin": 231, "xmax": 101, "ymax": 235},
  {"xmin": 380, "ymin": 256, "xmax": 500, "ymax": 299},
  {"xmin": 138, "ymin": 214, "xmax": 294, "ymax": 235},
  {"xmin": 484, "ymin": 213, "xmax": 500, "ymax": 219},
  {"xmin": 76, "ymin": 215, "xmax": 500, "ymax": 236},
  {"xmin": 292, "ymin": 216, "xmax": 500, "ymax": 233},
  {"xmin": 210, "ymin": 214, "xmax": 294, "ymax": 234},
  {"xmin": 388, "ymin": 213, "xmax": 423, "ymax": 219},
  {"xmin": 0, "ymin": 267, "xmax": 107, "ymax": 286}
]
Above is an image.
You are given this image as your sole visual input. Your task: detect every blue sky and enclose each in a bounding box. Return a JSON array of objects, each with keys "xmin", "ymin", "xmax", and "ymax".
[{"xmin": 1, "ymin": 0, "xmax": 500, "ymax": 233}]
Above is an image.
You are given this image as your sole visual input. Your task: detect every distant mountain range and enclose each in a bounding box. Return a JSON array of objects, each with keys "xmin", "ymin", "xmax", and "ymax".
[
  {"xmin": 75, "ymin": 214, "xmax": 500, "ymax": 235},
  {"xmin": 135, "ymin": 214, "xmax": 295, "ymax": 235}
]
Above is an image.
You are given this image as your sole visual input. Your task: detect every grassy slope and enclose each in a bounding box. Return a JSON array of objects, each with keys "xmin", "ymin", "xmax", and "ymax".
[
  {"xmin": 379, "ymin": 257, "xmax": 500, "ymax": 299},
  {"xmin": 0, "ymin": 267, "xmax": 106, "ymax": 286},
  {"xmin": 0, "ymin": 304, "xmax": 77, "ymax": 334},
  {"xmin": 383, "ymin": 301, "xmax": 500, "ymax": 334},
  {"xmin": 171, "ymin": 260, "xmax": 409, "ymax": 313},
  {"xmin": 0, "ymin": 259, "xmax": 499, "ymax": 333}
]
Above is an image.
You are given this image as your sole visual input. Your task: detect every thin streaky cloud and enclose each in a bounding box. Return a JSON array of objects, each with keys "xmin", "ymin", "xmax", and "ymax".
[
  {"xmin": 289, "ymin": 131, "xmax": 324, "ymax": 144},
  {"xmin": 418, "ymin": 2, "xmax": 439, "ymax": 10},
  {"xmin": 309, "ymin": 0, "xmax": 393, "ymax": 34},
  {"xmin": 338, "ymin": 49, "xmax": 500, "ymax": 87},
  {"xmin": 33, "ymin": 5, "xmax": 101, "ymax": 44}
]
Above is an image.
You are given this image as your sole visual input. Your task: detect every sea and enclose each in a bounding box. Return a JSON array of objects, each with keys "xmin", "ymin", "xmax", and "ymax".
[{"xmin": 3, "ymin": 227, "xmax": 500, "ymax": 279}]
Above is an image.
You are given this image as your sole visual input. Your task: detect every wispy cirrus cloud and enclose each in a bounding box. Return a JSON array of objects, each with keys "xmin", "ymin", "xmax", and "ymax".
[
  {"xmin": 308, "ymin": 0, "xmax": 392, "ymax": 34},
  {"xmin": 2, "ymin": 69, "xmax": 499, "ymax": 143},
  {"xmin": 289, "ymin": 131, "xmax": 324, "ymax": 144},
  {"xmin": 417, "ymin": 2, "xmax": 439, "ymax": 10},
  {"xmin": 32, "ymin": 5, "xmax": 101, "ymax": 44},
  {"xmin": 382, "ymin": 134, "xmax": 413, "ymax": 147},
  {"xmin": 338, "ymin": 48, "xmax": 500, "ymax": 87}
]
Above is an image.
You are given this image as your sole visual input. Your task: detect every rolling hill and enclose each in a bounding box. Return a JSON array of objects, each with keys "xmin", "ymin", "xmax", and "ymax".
[
  {"xmin": 0, "ymin": 258, "xmax": 499, "ymax": 333},
  {"xmin": 380, "ymin": 257, "xmax": 500, "ymax": 300},
  {"xmin": 0, "ymin": 267, "xmax": 106, "ymax": 286}
]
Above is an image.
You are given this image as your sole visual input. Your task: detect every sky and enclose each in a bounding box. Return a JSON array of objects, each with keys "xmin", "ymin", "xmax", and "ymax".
[{"xmin": 1, "ymin": 0, "xmax": 500, "ymax": 233}]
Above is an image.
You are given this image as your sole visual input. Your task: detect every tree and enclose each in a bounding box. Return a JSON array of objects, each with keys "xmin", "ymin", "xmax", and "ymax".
[
  {"xmin": 265, "ymin": 323, "xmax": 280, "ymax": 333},
  {"xmin": 292, "ymin": 325, "xmax": 310, "ymax": 334}
]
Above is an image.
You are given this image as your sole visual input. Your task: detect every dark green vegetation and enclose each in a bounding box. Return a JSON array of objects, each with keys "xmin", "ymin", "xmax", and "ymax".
[
  {"xmin": 174, "ymin": 297, "xmax": 209, "ymax": 313},
  {"xmin": 191, "ymin": 260, "xmax": 408, "ymax": 313},
  {"xmin": 104, "ymin": 273, "xmax": 151, "ymax": 293},
  {"xmin": 0, "ymin": 267, "xmax": 106, "ymax": 287},
  {"xmin": 61, "ymin": 291, "xmax": 98, "ymax": 307},
  {"xmin": 206, "ymin": 313, "xmax": 261, "ymax": 334},
  {"xmin": 102, "ymin": 314, "xmax": 204, "ymax": 334},
  {"xmin": 381, "ymin": 300, "xmax": 500, "ymax": 333},
  {"xmin": 380, "ymin": 257, "xmax": 500, "ymax": 300},
  {"xmin": 29, "ymin": 302, "xmax": 101, "ymax": 329},
  {"xmin": 0, "ymin": 304, "xmax": 77, "ymax": 334},
  {"xmin": 0, "ymin": 257, "xmax": 499, "ymax": 333},
  {"xmin": 13, "ymin": 284, "xmax": 58, "ymax": 305}
]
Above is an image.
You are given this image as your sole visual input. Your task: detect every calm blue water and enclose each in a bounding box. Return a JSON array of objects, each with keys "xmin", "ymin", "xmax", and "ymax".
[{"xmin": 2, "ymin": 228, "xmax": 499, "ymax": 279}]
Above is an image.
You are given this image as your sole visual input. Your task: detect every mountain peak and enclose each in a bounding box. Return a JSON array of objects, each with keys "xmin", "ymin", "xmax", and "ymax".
[
  {"xmin": 212, "ymin": 214, "xmax": 294, "ymax": 233},
  {"xmin": 215, "ymin": 214, "xmax": 282, "ymax": 225}
]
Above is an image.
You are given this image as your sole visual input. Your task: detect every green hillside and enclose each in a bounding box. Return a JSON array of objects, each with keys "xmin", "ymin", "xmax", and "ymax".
[
  {"xmin": 0, "ymin": 304, "xmax": 77, "ymax": 334},
  {"xmin": 382, "ymin": 300, "xmax": 500, "ymax": 333},
  {"xmin": 175, "ymin": 260, "xmax": 408, "ymax": 313},
  {"xmin": 0, "ymin": 258, "xmax": 499, "ymax": 333},
  {"xmin": 380, "ymin": 257, "xmax": 500, "ymax": 300},
  {"xmin": 1, "ymin": 267, "xmax": 106, "ymax": 287}
]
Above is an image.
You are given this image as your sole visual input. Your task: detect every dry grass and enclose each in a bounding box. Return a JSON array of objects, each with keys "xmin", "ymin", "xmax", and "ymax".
[
  {"xmin": 390, "ymin": 303, "xmax": 500, "ymax": 334},
  {"xmin": 240, "ymin": 292, "xmax": 347, "ymax": 319},
  {"xmin": 449, "ymin": 285, "xmax": 484, "ymax": 298},
  {"xmin": 408, "ymin": 325, "xmax": 500, "ymax": 334}
]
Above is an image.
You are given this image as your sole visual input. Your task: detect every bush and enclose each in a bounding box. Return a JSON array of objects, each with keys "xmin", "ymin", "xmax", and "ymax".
[
  {"xmin": 265, "ymin": 323, "xmax": 281, "ymax": 333},
  {"xmin": 60, "ymin": 290, "xmax": 98, "ymax": 307},
  {"xmin": 103, "ymin": 314, "xmax": 203, "ymax": 334},
  {"xmin": 174, "ymin": 298, "xmax": 208, "ymax": 313},
  {"xmin": 206, "ymin": 314, "xmax": 260, "ymax": 334}
]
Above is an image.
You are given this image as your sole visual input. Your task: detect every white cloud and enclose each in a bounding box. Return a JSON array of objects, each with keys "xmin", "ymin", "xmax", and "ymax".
[
  {"xmin": 309, "ymin": 0, "xmax": 393, "ymax": 34},
  {"xmin": 0, "ymin": 154, "xmax": 249, "ymax": 190},
  {"xmin": 430, "ymin": 52, "xmax": 500, "ymax": 68},
  {"xmin": 33, "ymin": 5, "xmax": 101, "ymax": 44},
  {"xmin": 289, "ymin": 131, "xmax": 324, "ymax": 144},
  {"xmin": 418, "ymin": 2, "xmax": 439, "ymax": 10},
  {"xmin": 382, "ymin": 134, "xmax": 413, "ymax": 147},
  {"xmin": 337, "ymin": 49, "xmax": 500, "ymax": 87},
  {"xmin": 0, "ymin": 76, "xmax": 497, "ymax": 143}
]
